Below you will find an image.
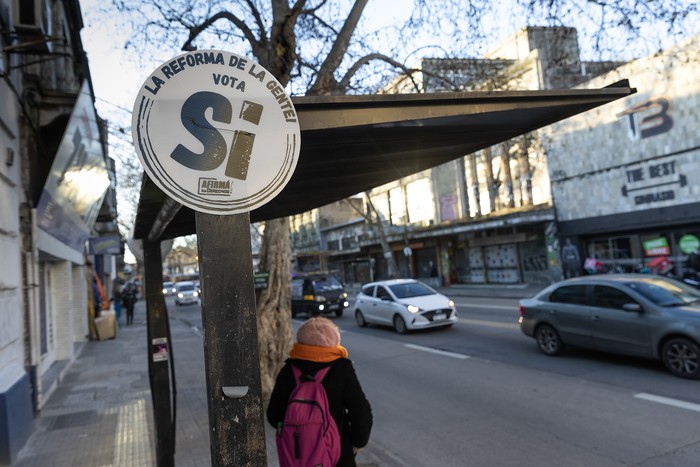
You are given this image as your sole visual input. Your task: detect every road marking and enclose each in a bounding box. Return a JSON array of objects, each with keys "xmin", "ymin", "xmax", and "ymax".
[
  {"xmin": 459, "ymin": 318, "xmax": 519, "ymax": 330},
  {"xmin": 635, "ymin": 393, "xmax": 700, "ymax": 413},
  {"xmin": 404, "ymin": 343, "xmax": 470, "ymax": 359},
  {"xmin": 454, "ymin": 302, "xmax": 515, "ymax": 310}
]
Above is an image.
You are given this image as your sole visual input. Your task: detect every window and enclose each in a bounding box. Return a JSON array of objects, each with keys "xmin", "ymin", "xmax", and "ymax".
[
  {"xmin": 549, "ymin": 285, "xmax": 587, "ymax": 305},
  {"xmin": 361, "ymin": 285, "xmax": 375, "ymax": 296},
  {"xmin": 593, "ymin": 286, "xmax": 636, "ymax": 309},
  {"xmin": 376, "ymin": 286, "xmax": 392, "ymax": 300}
]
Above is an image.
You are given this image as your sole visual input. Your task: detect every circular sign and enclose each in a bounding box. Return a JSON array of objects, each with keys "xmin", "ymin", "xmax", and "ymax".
[
  {"xmin": 132, "ymin": 50, "xmax": 300, "ymax": 215},
  {"xmin": 680, "ymin": 234, "xmax": 700, "ymax": 254}
]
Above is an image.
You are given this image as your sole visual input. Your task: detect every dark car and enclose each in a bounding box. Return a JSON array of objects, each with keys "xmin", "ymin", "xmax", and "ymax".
[
  {"xmin": 291, "ymin": 275, "xmax": 349, "ymax": 318},
  {"xmin": 519, "ymin": 274, "xmax": 700, "ymax": 379}
]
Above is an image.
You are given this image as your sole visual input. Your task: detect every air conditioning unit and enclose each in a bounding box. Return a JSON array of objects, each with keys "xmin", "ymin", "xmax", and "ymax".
[{"xmin": 12, "ymin": 0, "xmax": 53, "ymax": 53}]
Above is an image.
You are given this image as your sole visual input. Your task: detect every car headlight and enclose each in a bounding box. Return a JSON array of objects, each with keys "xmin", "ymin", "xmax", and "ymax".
[
  {"xmin": 162, "ymin": 288, "xmax": 167, "ymax": 294},
  {"xmin": 193, "ymin": 291, "xmax": 199, "ymax": 297},
  {"xmin": 318, "ymin": 304, "xmax": 325, "ymax": 311},
  {"xmin": 407, "ymin": 304, "xmax": 420, "ymax": 313},
  {"xmin": 178, "ymin": 293, "xmax": 184, "ymax": 298},
  {"xmin": 449, "ymin": 300, "xmax": 455, "ymax": 308},
  {"xmin": 315, "ymin": 295, "xmax": 327, "ymax": 302},
  {"xmin": 339, "ymin": 292, "xmax": 348, "ymax": 299}
]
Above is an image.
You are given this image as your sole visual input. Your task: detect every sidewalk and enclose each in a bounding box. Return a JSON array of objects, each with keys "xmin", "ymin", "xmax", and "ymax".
[
  {"xmin": 12, "ymin": 300, "xmax": 386, "ymax": 466},
  {"xmin": 437, "ymin": 282, "xmax": 549, "ymax": 299}
]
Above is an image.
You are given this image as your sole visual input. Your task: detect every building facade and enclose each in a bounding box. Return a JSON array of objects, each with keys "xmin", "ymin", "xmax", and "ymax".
[
  {"xmin": 289, "ymin": 27, "xmax": 699, "ymax": 290},
  {"xmin": 0, "ymin": 0, "xmax": 118, "ymax": 462},
  {"xmin": 544, "ymin": 34, "xmax": 700, "ymax": 276}
]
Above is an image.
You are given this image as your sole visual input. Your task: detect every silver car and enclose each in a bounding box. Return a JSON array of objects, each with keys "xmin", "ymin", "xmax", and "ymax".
[
  {"xmin": 519, "ymin": 274, "xmax": 700, "ymax": 379},
  {"xmin": 174, "ymin": 281, "xmax": 200, "ymax": 306},
  {"xmin": 354, "ymin": 279, "xmax": 458, "ymax": 334}
]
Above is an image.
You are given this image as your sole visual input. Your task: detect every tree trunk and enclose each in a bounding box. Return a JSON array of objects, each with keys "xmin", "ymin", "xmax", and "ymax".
[
  {"xmin": 483, "ymin": 148, "xmax": 497, "ymax": 213},
  {"xmin": 501, "ymin": 144, "xmax": 515, "ymax": 208},
  {"xmin": 255, "ymin": 217, "xmax": 293, "ymax": 400},
  {"xmin": 365, "ymin": 193, "xmax": 400, "ymax": 278}
]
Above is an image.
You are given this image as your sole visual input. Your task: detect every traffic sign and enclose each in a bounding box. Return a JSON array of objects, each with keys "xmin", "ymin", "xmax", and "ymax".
[{"xmin": 132, "ymin": 50, "xmax": 301, "ymax": 215}]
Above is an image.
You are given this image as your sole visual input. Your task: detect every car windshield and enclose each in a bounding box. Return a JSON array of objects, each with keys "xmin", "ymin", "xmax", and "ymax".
[
  {"xmin": 178, "ymin": 284, "xmax": 195, "ymax": 292},
  {"xmin": 389, "ymin": 282, "xmax": 435, "ymax": 299},
  {"xmin": 313, "ymin": 277, "xmax": 343, "ymax": 291},
  {"xmin": 163, "ymin": 282, "xmax": 173, "ymax": 287},
  {"xmin": 624, "ymin": 278, "xmax": 700, "ymax": 306}
]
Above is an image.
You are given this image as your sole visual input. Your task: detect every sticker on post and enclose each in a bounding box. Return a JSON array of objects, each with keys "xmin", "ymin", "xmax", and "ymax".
[
  {"xmin": 132, "ymin": 50, "xmax": 301, "ymax": 215},
  {"xmin": 152, "ymin": 337, "xmax": 169, "ymax": 362}
]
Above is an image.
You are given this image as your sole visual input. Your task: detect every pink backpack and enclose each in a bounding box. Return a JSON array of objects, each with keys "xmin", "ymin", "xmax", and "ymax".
[{"xmin": 276, "ymin": 366, "xmax": 341, "ymax": 467}]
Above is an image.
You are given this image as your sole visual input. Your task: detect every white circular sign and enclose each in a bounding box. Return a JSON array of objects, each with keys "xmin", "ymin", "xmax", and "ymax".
[{"xmin": 132, "ymin": 50, "xmax": 300, "ymax": 215}]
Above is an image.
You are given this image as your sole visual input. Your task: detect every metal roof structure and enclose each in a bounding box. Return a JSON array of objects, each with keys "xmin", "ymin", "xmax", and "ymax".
[{"xmin": 133, "ymin": 80, "xmax": 635, "ymax": 241}]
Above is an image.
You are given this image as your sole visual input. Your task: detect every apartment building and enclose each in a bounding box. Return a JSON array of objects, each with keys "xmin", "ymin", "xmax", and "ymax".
[
  {"xmin": 0, "ymin": 0, "xmax": 118, "ymax": 462},
  {"xmin": 291, "ymin": 27, "xmax": 625, "ymax": 286}
]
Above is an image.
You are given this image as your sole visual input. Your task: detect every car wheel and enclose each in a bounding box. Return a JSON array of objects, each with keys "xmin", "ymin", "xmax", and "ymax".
[
  {"xmin": 393, "ymin": 315, "xmax": 407, "ymax": 334},
  {"xmin": 535, "ymin": 324, "xmax": 563, "ymax": 355},
  {"xmin": 335, "ymin": 308, "xmax": 344, "ymax": 318},
  {"xmin": 355, "ymin": 310, "xmax": 367, "ymax": 327},
  {"xmin": 661, "ymin": 337, "xmax": 700, "ymax": 379}
]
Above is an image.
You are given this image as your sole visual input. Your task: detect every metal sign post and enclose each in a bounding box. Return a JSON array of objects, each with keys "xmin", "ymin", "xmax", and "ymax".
[
  {"xmin": 196, "ymin": 212, "xmax": 265, "ymax": 464},
  {"xmin": 132, "ymin": 50, "xmax": 300, "ymax": 465}
]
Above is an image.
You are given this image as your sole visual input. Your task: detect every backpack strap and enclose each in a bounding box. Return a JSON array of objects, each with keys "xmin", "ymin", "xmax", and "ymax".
[{"xmin": 291, "ymin": 365, "xmax": 331, "ymax": 385}]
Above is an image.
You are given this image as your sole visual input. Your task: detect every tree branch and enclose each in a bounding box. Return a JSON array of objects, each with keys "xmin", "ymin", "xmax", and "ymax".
[
  {"xmin": 308, "ymin": 0, "xmax": 369, "ymax": 95},
  {"xmin": 181, "ymin": 10, "xmax": 262, "ymax": 53}
]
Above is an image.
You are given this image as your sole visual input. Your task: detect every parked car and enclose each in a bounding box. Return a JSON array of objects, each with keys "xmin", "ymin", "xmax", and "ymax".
[
  {"xmin": 291, "ymin": 274, "xmax": 349, "ymax": 318},
  {"xmin": 519, "ymin": 274, "xmax": 700, "ymax": 379},
  {"xmin": 174, "ymin": 281, "xmax": 200, "ymax": 306},
  {"xmin": 162, "ymin": 281, "xmax": 175, "ymax": 296},
  {"xmin": 354, "ymin": 279, "xmax": 458, "ymax": 334}
]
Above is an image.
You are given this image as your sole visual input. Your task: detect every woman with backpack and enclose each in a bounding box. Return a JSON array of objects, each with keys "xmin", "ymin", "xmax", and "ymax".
[{"xmin": 267, "ymin": 316, "xmax": 373, "ymax": 467}]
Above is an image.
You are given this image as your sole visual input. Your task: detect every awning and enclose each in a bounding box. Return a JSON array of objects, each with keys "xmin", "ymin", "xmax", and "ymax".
[{"xmin": 133, "ymin": 80, "xmax": 635, "ymax": 241}]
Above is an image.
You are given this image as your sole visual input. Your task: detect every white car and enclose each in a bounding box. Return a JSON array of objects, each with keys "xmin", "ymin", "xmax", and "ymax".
[
  {"xmin": 174, "ymin": 281, "xmax": 199, "ymax": 306},
  {"xmin": 354, "ymin": 279, "xmax": 458, "ymax": 333}
]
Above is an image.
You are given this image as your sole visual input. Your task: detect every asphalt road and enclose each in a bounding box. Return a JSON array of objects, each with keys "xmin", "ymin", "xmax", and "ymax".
[{"xmin": 168, "ymin": 295, "xmax": 700, "ymax": 466}]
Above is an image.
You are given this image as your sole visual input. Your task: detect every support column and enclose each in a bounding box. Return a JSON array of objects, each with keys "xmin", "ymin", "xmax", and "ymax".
[{"xmin": 144, "ymin": 241, "xmax": 175, "ymax": 467}]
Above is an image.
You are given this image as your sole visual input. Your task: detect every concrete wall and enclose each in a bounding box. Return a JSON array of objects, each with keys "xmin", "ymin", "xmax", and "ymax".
[{"xmin": 544, "ymin": 35, "xmax": 700, "ymax": 222}]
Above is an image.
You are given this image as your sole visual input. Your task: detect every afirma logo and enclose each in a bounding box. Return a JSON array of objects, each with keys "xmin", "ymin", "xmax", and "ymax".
[{"xmin": 198, "ymin": 178, "xmax": 232, "ymax": 195}]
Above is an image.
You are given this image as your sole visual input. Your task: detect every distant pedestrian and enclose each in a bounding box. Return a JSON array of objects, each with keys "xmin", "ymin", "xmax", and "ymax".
[
  {"xmin": 112, "ymin": 284, "xmax": 123, "ymax": 323},
  {"xmin": 122, "ymin": 284, "xmax": 137, "ymax": 325},
  {"xmin": 267, "ymin": 316, "xmax": 373, "ymax": 466}
]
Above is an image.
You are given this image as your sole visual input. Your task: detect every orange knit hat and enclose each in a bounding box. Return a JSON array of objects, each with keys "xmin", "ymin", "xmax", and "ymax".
[{"xmin": 296, "ymin": 317, "xmax": 340, "ymax": 348}]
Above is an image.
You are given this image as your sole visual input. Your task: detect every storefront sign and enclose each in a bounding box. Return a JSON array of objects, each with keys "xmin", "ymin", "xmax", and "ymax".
[
  {"xmin": 643, "ymin": 237, "xmax": 670, "ymax": 256},
  {"xmin": 680, "ymin": 234, "xmax": 700, "ymax": 254},
  {"xmin": 132, "ymin": 50, "xmax": 301, "ymax": 215},
  {"xmin": 36, "ymin": 80, "xmax": 110, "ymax": 252},
  {"xmin": 254, "ymin": 271, "xmax": 269, "ymax": 289},
  {"xmin": 88, "ymin": 236, "xmax": 121, "ymax": 255},
  {"xmin": 621, "ymin": 158, "xmax": 686, "ymax": 206}
]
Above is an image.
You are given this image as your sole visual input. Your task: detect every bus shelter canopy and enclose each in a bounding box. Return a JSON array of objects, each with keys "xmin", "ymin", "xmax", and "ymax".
[{"xmin": 133, "ymin": 80, "xmax": 635, "ymax": 241}]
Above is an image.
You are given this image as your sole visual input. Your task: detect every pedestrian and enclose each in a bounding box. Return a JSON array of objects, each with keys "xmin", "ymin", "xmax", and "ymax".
[
  {"xmin": 112, "ymin": 284, "xmax": 123, "ymax": 324},
  {"xmin": 267, "ymin": 316, "xmax": 373, "ymax": 467},
  {"xmin": 122, "ymin": 284, "xmax": 136, "ymax": 325}
]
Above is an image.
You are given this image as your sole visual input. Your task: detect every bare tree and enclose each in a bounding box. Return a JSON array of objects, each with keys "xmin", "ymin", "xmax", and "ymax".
[
  {"xmin": 107, "ymin": 0, "xmax": 699, "ymax": 399},
  {"xmin": 343, "ymin": 192, "xmax": 401, "ymax": 279}
]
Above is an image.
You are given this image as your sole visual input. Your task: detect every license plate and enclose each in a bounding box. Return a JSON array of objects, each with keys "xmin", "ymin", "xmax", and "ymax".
[
  {"xmin": 329, "ymin": 304, "xmax": 339, "ymax": 310},
  {"xmin": 433, "ymin": 313, "xmax": 446, "ymax": 320}
]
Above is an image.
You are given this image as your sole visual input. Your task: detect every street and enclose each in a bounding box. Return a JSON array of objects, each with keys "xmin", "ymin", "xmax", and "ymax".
[{"xmin": 168, "ymin": 295, "xmax": 700, "ymax": 466}]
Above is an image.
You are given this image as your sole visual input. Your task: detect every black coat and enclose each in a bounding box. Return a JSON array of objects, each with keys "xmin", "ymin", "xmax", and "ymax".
[{"xmin": 267, "ymin": 357, "xmax": 373, "ymax": 467}]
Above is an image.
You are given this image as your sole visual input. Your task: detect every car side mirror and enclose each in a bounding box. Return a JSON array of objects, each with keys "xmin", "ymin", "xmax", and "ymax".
[{"xmin": 622, "ymin": 303, "xmax": 642, "ymax": 312}]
